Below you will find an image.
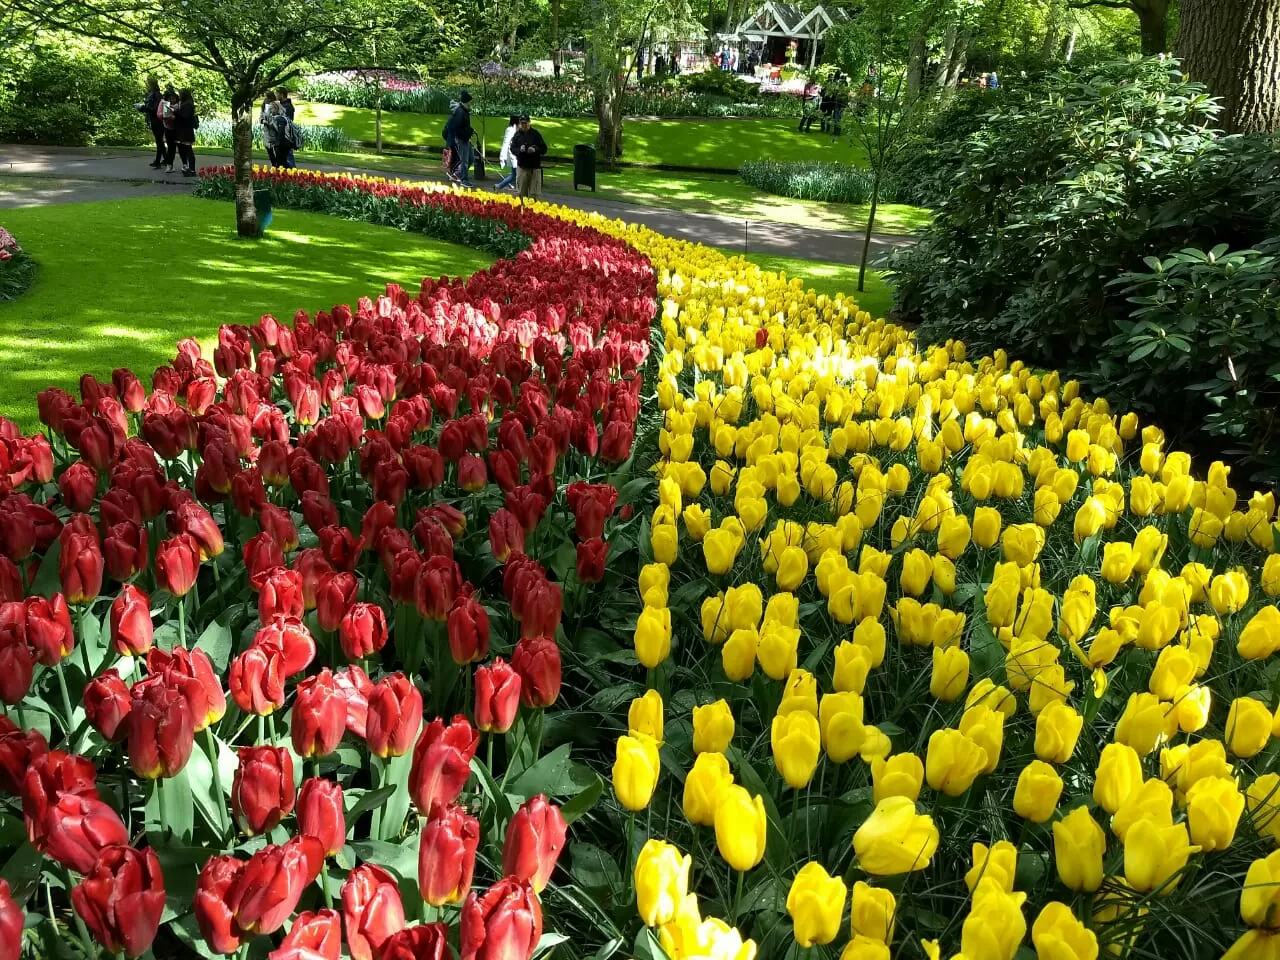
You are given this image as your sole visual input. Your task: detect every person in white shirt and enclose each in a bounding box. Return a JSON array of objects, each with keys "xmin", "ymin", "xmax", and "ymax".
[{"xmin": 494, "ymin": 115, "xmax": 520, "ymax": 191}]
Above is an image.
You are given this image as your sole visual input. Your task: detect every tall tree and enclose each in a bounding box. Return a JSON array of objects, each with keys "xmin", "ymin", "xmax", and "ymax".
[
  {"xmin": 5, "ymin": 0, "xmax": 407, "ymax": 235},
  {"xmin": 1068, "ymin": 0, "xmax": 1168, "ymax": 53},
  {"xmin": 1178, "ymin": 0, "xmax": 1280, "ymax": 133}
]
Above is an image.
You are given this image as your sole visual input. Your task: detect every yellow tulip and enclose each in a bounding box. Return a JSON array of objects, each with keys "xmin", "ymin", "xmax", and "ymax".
[
  {"xmin": 780, "ymin": 668, "xmax": 818, "ymax": 717},
  {"xmin": 853, "ymin": 617, "xmax": 887, "ymax": 667},
  {"xmin": 613, "ymin": 733, "xmax": 661, "ymax": 811},
  {"xmin": 628, "ymin": 689, "xmax": 664, "ymax": 744},
  {"xmin": 757, "ymin": 620, "xmax": 800, "ymax": 680},
  {"xmin": 849, "ymin": 881, "xmax": 896, "ymax": 944},
  {"xmin": 973, "ymin": 506, "xmax": 1002, "ymax": 548},
  {"xmin": 771, "ymin": 711, "xmax": 820, "ymax": 789},
  {"xmin": 832, "ymin": 641, "xmax": 874, "ymax": 694},
  {"xmin": 1239, "ymin": 605, "xmax": 1280, "ymax": 660},
  {"xmin": 966, "ymin": 678, "xmax": 1017, "ymax": 718},
  {"xmin": 639, "ymin": 563, "xmax": 670, "ymax": 608},
  {"xmin": 852, "ymin": 797, "xmax": 939, "ymax": 875},
  {"xmin": 634, "ymin": 839, "xmax": 691, "ymax": 927},
  {"xmin": 1093, "ymin": 743, "xmax": 1143, "ymax": 814},
  {"xmin": 682, "ymin": 504, "xmax": 712, "ymax": 542},
  {"xmin": 1171, "ymin": 739, "xmax": 1234, "ymax": 796},
  {"xmin": 1001, "ymin": 523, "xmax": 1045, "ymax": 567},
  {"xmin": 692, "ymin": 699, "xmax": 735, "ymax": 754},
  {"xmin": 1052, "ymin": 805, "xmax": 1106, "ymax": 892},
  {"xmin": 786, "ymin": 861, "xmax": 847, "ymax": 947},
  {"xmin": 764, "ymin": 591, "xmax": 799, "ymax": 628},
  {"xmin": 1035, "ymin": 701, "xmax": 1083, "ymax": 764},
  {"xmin": 701, "ymin": 594, "xmax": 730, "ymax": 645},
  {"xmin": 1247, "ymin": 773, "xmax": 1280, "ymax": 845},
  {"xmin": 775, "ymin": 545, "xmax": 808, "ymax": 591},
  {"xmin": 702, "ymin": 528, "xmax": 739, "ymax": 576},
  {"xmin": 1242, "ymin": 849, "xmax": 1280, "ymax": 929},
  {"xmin": 958, "ymin": 705, "xmax": 1005, "ymax": 773},
  {"xmin": 964, "ymin": 840, "xmax": 1017, "ymax": 894},
  {"xmin": 1149, "ymin": 645, "xmax": 1198, "ymax": 700},
  {"xmin": 1210, "ymin": 569, "xmax": 1250, "ymax": 615},
  {"xmin": 722, "ymin": 627, "xmax": 757, "ymax": 682},
  {"xmin": 1031, "ymin": 902, "xmax": 1099, "ymax": 960},
  {"xmin": 724, "ymin": 583, "xmax": 763, "ymax": 631},
  {"xmin": 839, "ymin": 938, "xmax": 890, "ymax": 960},
  {"xmin": 818, "ymin": 691, "xmax": 866, "ymax": 764},
  {"xmin": 714, "ymin": 785, "xmax": 767, "ymax": 872},
  {"xmin": 1185, "ymin": 775, "xmax": 1244, "ymax": 852},
  {"xmin": 682, "ymin": 751, "xmax": 734, "ymax": 826},
  {"xmin": 899, "ymin": 548, "xmax": 933, "ymax": 597},
  {"xmin": 937, "ymin": 514, "xmax": 971, "ymax": 560},
  {"xmin": 1229, "ymin": 696, "xmax": 1274, "ymax": 758},
  {"xmin": 959, "ymin": 881, "xmax": 1027, "ymax": 960},
  {"xmin": 925, "ymin": 728, "xmax": 987, "ymax": 797},
  {"xmin": 1110, "ymin": 778, "xmax": 1173, "ymax": 842},
  {"xmin": 1014, "ymin": 760, "xmax": 1064, "ymax": 823},
  {"xmin": 1124, "ymin": 819, "xmax": 1199, "ymax": 894},
  {"xmin": 651, "ymin": 523, "xmax": 679, "ymax": 565},
  {"xmin": 859, "ymin": 725, "xmax": 893, "ymax": 761},
  {"xmin": 1073, "ymin": 497, "xmax": 1107, "ymax": 542},
  {"xmin": 1100, "ymin": 542, "xmax": 1137, "ymax": 584},
  {"xmin": 1132, "ymin": 525, "xmax": 1167, "ymax": 573},
  {"xmin": 634, "ymin": 606, "xmax": 672, "ymax": 669},
  {"xmin": 929, "ymin": 645, "xmax": 969, "ymax": 701},
  {"xmin": 1114, "ymin": 691, "xmax": 1176, "ymax": 756}
]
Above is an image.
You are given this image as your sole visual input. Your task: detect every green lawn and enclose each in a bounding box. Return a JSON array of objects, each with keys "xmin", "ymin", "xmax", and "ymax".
[
  {"xmin": 0, "ymin": 195, "xmax": 493, "ymax": 428},
  {"xmin": 730, "ymin": 251, "xmax": 896, "ymax": 319},
  {"xmin": 295, "ymin": 102, "xmax": 870, "ymax": 170}
]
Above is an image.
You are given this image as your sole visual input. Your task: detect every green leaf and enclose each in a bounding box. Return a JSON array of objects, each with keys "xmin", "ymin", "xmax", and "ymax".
[
  {"xmin": 560, "ymin": 771, "xmax": 604, "ymax": 824},
  {"xmin": 350, "ymin": 837, "xmax": 421, "ymax": 902},
  {"xmin": 29, "ymin": 541, "xmax": 61, "ymax": 599},
  {"xmin": 346, "ymin": 784, "xmax": 397, "ymax": 823},
  {"xmin": 0, "ymin": 843, "xmax": 43, "ymax": 905},
  {"xmin": 145, "ymin": 767, "xmax": 195, "ymax": 844},
  {"xmin": 184, "ymin": 738, "xmax": 228, "ymax": 836},
  {"xmin": 533, "ymin": 933, "xmax": 571, "ymax": 958},
  {"xmin": 569, "ymin": 841, "xmax": 622, "ymax": 891},
  {"xmin": 377, "ymin": 749, "xmax": 414, "ymax": 841},
  {"xmin": 509, "ymin": 743, "xmax": 575, "ymax": 799},
  {"xmin": 195, "ymin": 618, "xmax": 235, "ymax": 674},
  {"xmin": 470, "ymin": 755, "xmax": 515, "ymax": 824}
]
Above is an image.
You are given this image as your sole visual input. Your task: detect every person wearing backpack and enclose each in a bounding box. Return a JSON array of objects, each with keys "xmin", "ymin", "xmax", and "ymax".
[
  {"xmin": 159, "ymin": 86, "xmax": 180, "ymax": 172},
  {"xmin": 276, "ymin": 88, "xmax": 298, "ymax": 167},
  {"xmin": 494, "ymin": 115, "xmax": 520, "ymax": 191},
  {"xmin": 260, "ymin": 90, "xmax": 286, "ymax": 167},
  {"xmin": 442, "ymin": 91, "xmax": 475, "ymax": 187},
  {"xmin": 173, "ymin": 89, "xmax": 199, "ymax": 177},
  {"xmin": 137, "ymin": 77, "xmax": 166, "ymax": 168}
]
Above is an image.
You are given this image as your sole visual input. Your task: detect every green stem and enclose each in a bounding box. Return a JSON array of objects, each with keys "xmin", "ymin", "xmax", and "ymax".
[
  {"xmin": 204, "ymin": 728, "xmax": 227, "ymax": 838},
  {"xmin": 370, "ymin": 758, "xmax": 383, "ymax": 840},
  {"xmin": 486, "ymin": 733, "xmax": 495, "ymax": 778},
  {"xmin": 625, "ymin": 811, "xmax": 637, "ymax": 896},
  {"xmin": 733, "ymin": 868, "xmax": 744, "ymax": 926},
  {"xmin": 77, "ymin": 608, "xmax": 93, "ymax": 680},
  {"xmin": 55, "ymin": 665, "xmax": 76, "ymax": 743},
  {"xmin": 319, "ymin": 869, "xmax": 333, "ymax": 911},
  {"xmin": 64, "ymin": 866, "xmax": 98, "ymax": 958},
  {"xmin": 177, "ymin": 597, "xmax": 186, "ymax": 649}
]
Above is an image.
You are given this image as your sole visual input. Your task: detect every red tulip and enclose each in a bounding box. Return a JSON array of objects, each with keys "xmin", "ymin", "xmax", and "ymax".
[
  {"xmin": 389, "ymin": 549, "xmax": 423, "ymax": 606},
  {"xmin": 0, "ymin": 557, "xmax": 21, "ymax": 604},
  {"xmin": 232, "ymin": 745, "xmax": 295, "ymax": 835},
  {"xmin": 20, "ymin": 749, "xmax": 98, "ymax": 847},
  {"xmin": 292, "ymin": 670, "xmax": 346, "ymax": 759},
  {"xmin": 229, "ymin": 643, "xmax": 287, "ymax": 716},
  {"xmin": 340, "ymin": 602, "xmax": 388, "ymax": 660},
  {"xmin": 365, "ymin": 673, "xmax": 423, "ymax": 759},
  {"xmin": 259, "ymin": 567, "xmax": 305, "ymax": 621},
  {"xmin": 175, "ymin": 501, "xmax": 225, "ymax": 560},
  {"xmin": 414, "ymin": 514, "xmax": 455, "ymax": 560},
  {"xmin": 319, "ymin": 524, "xmax": 358, "ymax": 571},
  {"xmin": 600, "ymin": 420, "xmax": 634, "ymax": 463},
  {"xmin": 296, "ymin": 777, "xmax": 346, "ymax": 857},
  {"xmin": 379, "ymin": 924, "xmax": 454, "ymax": 960},
  {"xmin": 575, "ymin": 538, "xmax": 607, "ymax": 584},
  {"xmin": 0, "ymin": 717, "xmax": 46, "ymax": 795},
  {"xmin": 261, "ymin": 503, "xmax": 301, "ymax": 553},
  {"xmin": 333, "ymin": 664, "xmax": 373, "ymax": 738},
  {"xmin": 409, "ymin": 715, "xmax": 478, "ymax": 814},
  {"xmin": 511, "ymin": 636, "xmax": 562, "ymax": 709},
  {"xmin": 294, "ymin": 548, "xmax": 334, "ymax": 610},
  {"xmin": 521, "ymin": 577, "xmax": 562, "ymax": 641},
  {"xmin": 418, "ymin": 803, "xmax": 479, "ymax": 906},
  {"xmin": 155, "ymin": 534, "xmax": 200, "ymax": 597},
  {"xmin": 255, "ymin": 616, "xmax": 316, "ymax": 676},
  {"xmin": 457, "ymin": 454, "xmax": 487, "ymax": 492},
  {"xmin": 128, "ymin": 676, "xmax": 194, "ymax": 779},
  {"xmin": 194, "ymin": 855, "xmax": 246, "ymax": 954},
  {"xmin": 59, "ymin": 525, "xmax": 103, "ymax": 605},
  {"xmin": 459, "ymin": 877, "xmax": 542, "ymax": 960},
  {"xmin": 232, "ymin": 467, "xmax": 268, "ymax": 517},
  {"xmin": 488, "ymin": 449, "xmax": 520, "ymax": 493},
  {"xmin": 503, "ymin": 795, "xmax": 567, "ymax": 893},
  {"xmin": 37, "ymin": 793, "xmax": 129, "ymax": 875},
  {"xmin": 271, "ymin": 909, "xmax": 342, "ymax": 960},
  {"xmin": 447, "ymin": 594, "xmax": 490, "ymax": 665},
  {"xmin": 0, "ymin": 613, "xmax": 33, "ymax": 705},
  {"xmin": 103, "ymin": 521, "xmax": 149, "ymax": 581},
  {"xmin": 317, "ymin": 571, "xmax": 359, "ymax": 632},
  {"xmin": 0, "ymin": 878, "xmax": 24, "ymax": 960},
  {"xmin": 234, "ymin": 835, "xmax": 324, "ymax": 936},
  {"xmin": 358, "ymin": 501, "xmax": 397, "ymax": 555},
  {"xmin": 474, "ymin": 659, "xmax": 521, "ymax": 735},
  {"xmin": 416, "ymin": 556, "xmax": 462, "ymax": 621},
  {"xmin": 152, "ymin": 645, "xmax": 226, "ymax": 732},
  {"xmin": 488, "ymin": 509, "xmax": 525, "ymax": 564},
  {"xmin": 340, "ymin": 863, "xmax": 406, "ymax": 960},
  {"xmin": 259, "ymin": 440, "xmax": 290, "ymax": 487},
  {"xmin": 72, "ymin": 844, "xmax": 165, "ymax": 958},
  {"xmin": 565, "ymin": 482, "xmax": 618, "ymax": 541},
  {"xmin": 110, "ymin": 584, "xmax": 154, "ymax": 656},
  {"xmin": 84, "ymin": 673, "xmax": 132, "ymax": 741},
  {"xmin": 244, "ymin": 532, "xmax": 286, "ymax": 590},
  {"xmin": 58, "ymin": 461, "xmax": 98, "ymax": 512},
  {"xmin": 423, "ymin": 504, "xmax": 466, "ymax": 540}
]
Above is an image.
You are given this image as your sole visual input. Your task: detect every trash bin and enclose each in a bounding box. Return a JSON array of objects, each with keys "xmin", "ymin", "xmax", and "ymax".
[
  {"xmin": 253, "ymin": 187, "xmax": 273, "ymax": 235},
  {"xmin": 573, "ymin": 144, "xmax": 596, "ymax": 192}
]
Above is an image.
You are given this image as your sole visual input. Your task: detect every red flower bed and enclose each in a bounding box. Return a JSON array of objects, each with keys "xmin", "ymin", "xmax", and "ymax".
[{"xmin": 0, "ymin": 170, "xmax": 657, "ymax": 958}]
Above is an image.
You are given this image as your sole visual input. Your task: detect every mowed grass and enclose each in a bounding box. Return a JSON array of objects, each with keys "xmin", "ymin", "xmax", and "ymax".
[
  {"xmin": 294, "ymin": 101, "xmax": 870, "ymax": 170},
  {"xmin": 730, "ymin": 251, "xmax": 896, "ymax": 319},
  {"xmin": 0, "ymin": 195, "xmax": 493, "ymax": 428}
]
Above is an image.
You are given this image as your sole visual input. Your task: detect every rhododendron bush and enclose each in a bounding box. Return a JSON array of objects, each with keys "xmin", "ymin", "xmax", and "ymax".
[{"xmin": 3, "ymin": 166, "xmax": 1280, "ymax": 960}]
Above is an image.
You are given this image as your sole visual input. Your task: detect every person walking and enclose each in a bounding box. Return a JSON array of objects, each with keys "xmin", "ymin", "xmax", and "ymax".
[
  {"xmin": 171, "ymin": 89, "xmax": 200, "ymax": 177},
  {"xmin": 159, "ymin": 85, "xmax": 180, "ymax": 172},
  {"xmin": 495, "ymin": 115, "xmax": 520, "ymax": 191},
  {"xmin": 276, "ymin": 88, "xmax": 297, "ymax": 167},
  {"xmin": 443, "ymin": 91, "xmax": 475, "ymax": 187},
  {"xmin": 260, "ymin": 91, "xmax": 286, "ymax": 167},
  {"xmin": 511, "ymin": 115, "xmax": 547, "ymax": 201},
  {"xmin": 138, "ymin": 77, "xmax": 166, "ymax": 168}
]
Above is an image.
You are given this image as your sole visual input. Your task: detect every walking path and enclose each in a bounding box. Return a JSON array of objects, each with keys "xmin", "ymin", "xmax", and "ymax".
[{"xmin": 0, "ymin": 146, "xmax": 912, "ymax": 264}]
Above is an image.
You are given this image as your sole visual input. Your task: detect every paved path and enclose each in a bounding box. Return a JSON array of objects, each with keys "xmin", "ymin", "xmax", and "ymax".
[{"xmin": 0, "ymin": 146, "xmax": 911, "ymax": 264}]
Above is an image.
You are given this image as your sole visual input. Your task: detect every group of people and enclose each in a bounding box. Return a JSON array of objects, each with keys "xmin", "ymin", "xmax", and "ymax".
[
  {"xmin": 444, "ymin": 93, "xmax": 548, "ymax": 200},
  {"xmin": 138, "ymin": 79, "xmax": 199, "ymax": 176},
  {"xmin": 260, "ymin": 89, "xmax": 300, "ymax": 168},
  {"xmin": 798, "ymin": 75, "xmax": 855, "ymax": 136}
]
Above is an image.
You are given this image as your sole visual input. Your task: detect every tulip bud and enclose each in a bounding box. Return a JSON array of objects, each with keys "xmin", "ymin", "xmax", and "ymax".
[
  {"xmin": 447, "ymin": 594, "xmax": 490, "ymax": 665},
  {"xmin": 1052, "ymin": 805, "xmax": 1105, "ymax": 892},
  {"xmin": 291, "ymin": 669, "xmax": 347, "ymax": 759},
  {"xmin": 852, "ymin": 796, "xmax": 940, "ymax": 876},
  {"xmin": 254, "ymin": 616, "xmax": 315, "ymax": 676},
  {"xmin": 341, "ymin": 864, "xmax": 406, "ymax": 960},
  {"xmin": 511, "ymin": 635, "xmax": 561, "ymax": 708},
  {"xmin": 787, "ymin": 861, "xmax": 846, "ymax": 947},
  {"xmin": 25, "ymin": 593, "xmax": 74, "ymax": 666},
  {"xmin": 634, "ymin": 838, "xmax": 690, "ymax": 928},
  {"xmin": 37, "ymin": 794, "xmax": 129, "ymax": 875},
  {"xmin": 418, "ymin": 803, "xmax": 480, "ymax": 906},
  {"xmin": 296, "ymin": 777, "xmax": 346, "ymax": 857},
  {"xmin": 0, "ymin": 718, "xmax": 47, "ymax": 795},
  {"xmin": 175, "ymin": 501, "xmax": 225, "ymax": 560},
  {"xmin": 474, "ymin": 658, "xmax": 521, "ymax": 734},
  {"xmin": 409, "ymin": 714, "xmax": 478, "ymax": 813},
  {"xmin": 259, "ymin": 567, "xmax": 305, "ymax": 622},
  {"xmin": 103, "ymin": 521, "xmax": 149, "ymax": 581},
  {"xmin": 229, "ymin": 644, "xmax": 286, "ymax": 716},
  {"xmin": 334, "ymin": 664, "xmax": 373, "ymax": 738},
  {"xmin": 72, "ymin": 845, "xmax": 165, "ymax": 958},
  {"xmin": 460, "ymin": 878, "xmax": 542, "ymax": 960},
  {"xmin": 271, "ymin": 909, "xmax": 342, "ymax": 960},
  {"xmin": 128, "ymin": 677, "xmax": 194, "ymax": 780},
  {"xmin": 714, "ymin": 784, "xmax": 768, "ymax": 872},
  {"xmin": 379, "ymin": 924, "xmax": 452, "ymax": 960},
  {"xmin": 232, "ymin": 745, "xmax": 296, "ymax": 835},
  {"xmin": 84, "ymin": 673, "xmax": 132, "ymax": 742},
  {"xmin": 575, "ymin": 538, "xmax": 608, "ymax": 583},
  {"xmin": 503, "ymin": 794, "xmax": 567, "ymax": 894},
  {"xmin": 613, "ymin": 733, "xmax": 660, "ymax": 812},
  {"xmin": 339, "ymin": 602, "xmax": 389, "ymax": 660},
  {"xmin": 0, "ymin": 879, "xmax": 24, "ymax": 960},
  {"xmin": 110, "ymin": 584, "xmax": 154, "ymax": 656},
  {"xmin": 0, "ymin": 614, "xmax": 33, "ymax": 706},
  {"xmin": 59, "ymin": 526, "xmax": 103, "ymax": 605},
  {"xmin": 316, "ymin": 571, "xmax": 358, "ymax": 632},
  {"xmin": 489, "ymin": 508, "xmax": 524, "ymax": 562},
  {"xmin": 154, "ymin": 533, "xmax": 201, "ymax": 597},
  {"xmin": 194, "ymin": 856, "xmax": 246, "ymax": 954},
  {"xmin": 235, "ymin": 836, "xmax": 324, "ymax": 936},
  {"xmin": 365, "ymin": 673, "xmax": 423, "ymax": 759},
  {"xmin": 415, "ymin": 556, "xmax": 461, "ymax": 621}
]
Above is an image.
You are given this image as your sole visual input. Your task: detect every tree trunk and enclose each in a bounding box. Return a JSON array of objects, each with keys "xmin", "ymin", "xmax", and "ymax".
[
  {"xmin": 552, "ymin": 0, "xmax": 562, "ymax": 78},
  {"xmin": 1042, "ymin": 0, "xmax": 1064, "ymax": 59},
  {"xmin": 375, "ymin": 84, "xmax": 384, "ymax": 154},
  {"xmin": 1133, "ymin": 0, "xmax": 1170, "ymax": 54},
  {"xmin": 906, "ymin": 30, "xmax": 927, "ymax": 100},
  {"xmin": 231, "ymin": 99, "xmax": 258, "ymax": 238},
  {"xmin": 936, "ymin": 24, "xmax": 957, "ymax": 88},
  {"xmin": 595, "ymin": 80, "xmax": 623, "ymax": 161},
  {"xmin": 1178, "ymin": 0, "xmax": 1280, "ymax": 133},
  {"xmin": 858, "ymin": 171, "xmax": 880, "ymax": 292},
  {"xmin": 1065, "ymin": 26, "xmax": 1078, "ymax": 61},
  {"xmin": 722, "ymin": 0, "xmax": 738, "ymax": 34},
  {"xmin": 943, "ymin": 33, "xmax": 969, "ymax": 90}
]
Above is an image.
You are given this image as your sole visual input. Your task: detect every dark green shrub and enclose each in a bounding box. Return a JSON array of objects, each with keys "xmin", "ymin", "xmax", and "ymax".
[
  {"xmin": 890, "ymin": 57, "xmax": 1280, "ymax": 476},
  {"xmin": 0, "ymin": 50, "xmax": 144, "ymax": 145},
  {"xmin": 739, "ymin": 160, "xmax": 898, "ymax": 205}
]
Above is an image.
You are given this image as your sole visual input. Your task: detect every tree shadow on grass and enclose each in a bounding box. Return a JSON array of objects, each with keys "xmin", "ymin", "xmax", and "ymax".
[{"xmin": 0, "ymin": 195, "xmax": 493, "ymax": 428}]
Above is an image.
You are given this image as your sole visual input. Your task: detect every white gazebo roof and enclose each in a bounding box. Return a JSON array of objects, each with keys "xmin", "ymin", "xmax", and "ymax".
[{"xmin": 726, "ymin": 2, "xmax": 852, "ymax": 40}]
